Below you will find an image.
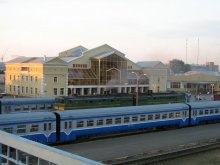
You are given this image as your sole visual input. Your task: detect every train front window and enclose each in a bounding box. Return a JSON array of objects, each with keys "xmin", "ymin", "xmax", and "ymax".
[
  {"xmin": 215, "ymin": 109, "xmax": 219, "ymax": 113},
  {"xmin": 17, "ymin": 125, "xmax": 26, "ymax": 134},
  {"xmin": 175, "ymin": 112, "xmax": 181, "ymax": 118}
]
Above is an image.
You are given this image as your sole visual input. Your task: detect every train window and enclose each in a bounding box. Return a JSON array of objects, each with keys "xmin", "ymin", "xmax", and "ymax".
[
  {"xmin": 30, "ymin": 124, "xmax": 39, "ymax": 132},
  {"xmin": 44, "ymin": 123, "xmax": 47, "ymax": 131},
  {"xmin": 23, "ymin": 106, "xmax": 29, "ymax": 111},
  {"xmin": 155, "ymin": 114, "xmax": 160, "ymax": 120},
  {"xmin": 31, "ymin": 105, "xmax": 37, "ymax": 110},
  {"xmin": 193, "ymin": 111, "xmax": 197, "ymax": 116},
  {"xmin": 148, "ymin": 114, "xmax": 153, "ymax": 120},
  {"xmin": 40, "ymin": 105, "xmax": 45, "ymax": 110},
  {"xmin": 115, "ymin": 118, "xmax": 121, "ymax": 124},
  {"xmin": 69, "ymin": 121, "xmax": 72, "ymax": 129},
  {"xmin": 64, "ymin": 122, "xmax": 68, "ymax": 129},
  {"xmin": 106, "ymin": 118, "xmax": 112, "ymax": 125},
  {"xmin": 162, "ymin": 114, "xmax": 167, "ymax": 119},
  {"xmin": 87, "ymin": 120, "xmax": 94, "ymax": 127},
  {"xmin": 215, "ymin": 109, "xmax": 219, "ymax": 113},
  {"xmin": 47, "ymin": 104, "xmax": 53, "ymax": 109},
  {"xmin": 15, "ymin": 106, "xmax": 21, "ymax": 111},
  {"xmin": 205, "ymin": 110, "xmax": 209, "ymax": 115},
  {"xmin": 199, "ymin": 110, "xmax": 204, "ymax": 115},
  {"xmin": 169, "ymin": 113, "xmax": 174, "ymax": 118},
  {"xmin": 97, "ymin": 119, "xmax": 104, "ymax": 126},
  {"xmin": 77, "ymin": 121, "xmax": 84, "ymax": 128},
  {"xmin": 132, "ymin": 116, "xmax": 138, "ymax": 122},
  {"xmin": 3, "ymin": 127, "xmax": 13, "ymax": 133},
  {"xmin": 17, "ymin": 125, "xmax": 26, "ymax": 134},
  {"xmin": 175, "ymin": 112, "xmax": 181, "ymax": 118},
  {"xmin": 124, "ymin": 117, "xmax": 130, "ymax": 123},
  {"xmin": 210, "ymin": 109, "xmax": 214, "ymax": 114},
  {"xmin": 140, "ymin": 115, "xmax": 146, "ymax": 121},
  {"xmin": 48, "ymin": 123, "xmax": 52, "ymax": 130}
]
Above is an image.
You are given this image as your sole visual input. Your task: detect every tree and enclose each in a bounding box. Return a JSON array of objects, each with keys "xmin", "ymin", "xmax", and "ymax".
[{"xmin": 169, "ymin": 59, "xmax": 191, "ymax": 73}]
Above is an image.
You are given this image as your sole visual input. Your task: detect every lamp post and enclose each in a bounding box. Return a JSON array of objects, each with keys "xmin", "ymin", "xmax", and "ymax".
[
  {"xmin": 211, "ymin": 83, "xmax": 214, "ymax": 99},
  {"xmin": 131, "ymin": 72, "xmax": 147, "ymax": 106}
]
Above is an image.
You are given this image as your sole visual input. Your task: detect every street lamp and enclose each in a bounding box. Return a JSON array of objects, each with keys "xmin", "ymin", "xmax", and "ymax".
[
  {"xmin": 131, "ymin": 72, "xmax": 147, "ymax": 106},
  {"xmin": 211, "ymin": 83, "xmax": 214, "ymax": 99}
]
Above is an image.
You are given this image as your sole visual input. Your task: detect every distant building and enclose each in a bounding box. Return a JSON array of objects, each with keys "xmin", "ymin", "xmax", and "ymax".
[
  {"xmin": 136, "ymin": 61, "xmax": 169, "ymax": 93},
  {"xmin": 167, "ymin": 71, "xmax": 220, "ymax": 94},
  {"xmin": 190, "ymin": 62, "xmax": 219, "ymax": 72}
]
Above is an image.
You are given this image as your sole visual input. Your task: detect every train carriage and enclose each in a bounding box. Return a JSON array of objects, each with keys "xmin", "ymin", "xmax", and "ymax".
[
  {"xmin": 0, "ymin": 97, "xmax": 55, "ymax": 114},
  {"xmin": 189, "ymin": 101, "xmax": 220, "ymax": 125},
  {"xmin": 55, "ymin": 103, "xmax": 190, "ymax": 142},
  {"xmin": 0, "ymin": 112, "xmax": 57, "ymax": 143}
]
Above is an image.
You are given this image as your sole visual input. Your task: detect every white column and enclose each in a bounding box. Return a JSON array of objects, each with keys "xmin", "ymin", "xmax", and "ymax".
[
  {"xmin": 118, "ymin": 87, "xmax": 121, "ymax": 93},
  {"xmin": 88, "ymin": 88, "xmax": 92, "ymax": 95},
  {"xmin": 80, "ymin": 88, "xmax": 84, "ymax": 95}
]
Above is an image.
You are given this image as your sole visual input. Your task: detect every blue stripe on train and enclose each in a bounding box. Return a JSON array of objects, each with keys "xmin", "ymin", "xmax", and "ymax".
[{"xmin": 59, "ymin": 119, "xmax": 189, "ymax": 142}]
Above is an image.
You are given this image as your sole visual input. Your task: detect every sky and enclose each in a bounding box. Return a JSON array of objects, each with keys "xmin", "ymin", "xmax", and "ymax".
[{"xmin": 1, "ymin": 0, "xmax": 220, "ymax": 65}]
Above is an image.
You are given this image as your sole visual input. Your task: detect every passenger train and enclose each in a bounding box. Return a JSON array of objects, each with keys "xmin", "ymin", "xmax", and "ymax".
[
  {"xmin": 0, "ymin": 97, "xmax": 55, "ymax": 114},
  {"xmin": 0, "ymin": 101, "xmax": 220, "ymax": 144}
]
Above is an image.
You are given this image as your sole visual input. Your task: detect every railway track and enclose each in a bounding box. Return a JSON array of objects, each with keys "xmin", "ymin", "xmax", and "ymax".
[{"xmin": 105, "ymin": 138, "xmax": 220, "ymax": 165}]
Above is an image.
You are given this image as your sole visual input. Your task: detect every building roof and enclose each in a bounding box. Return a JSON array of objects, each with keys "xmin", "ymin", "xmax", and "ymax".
[
  {"xmin": 6, "ymin": 57, "xmax": 59, "ymax": 64},
  {"xmin": 180, "ymin": 71, "xmax": 220, "ymax": 76},
  {"xmin": 136, "ymin": 61, "xmax": 164, "ymax": 68},
  {"xmin": 59, "ymin": 45, "xmax": 88, "ymax": 58}
]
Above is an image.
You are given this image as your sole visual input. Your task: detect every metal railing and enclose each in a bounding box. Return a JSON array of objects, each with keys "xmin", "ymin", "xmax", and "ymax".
[{"xmin": 0, "ymin": 130, "xmax": 104, "ymax": 165}]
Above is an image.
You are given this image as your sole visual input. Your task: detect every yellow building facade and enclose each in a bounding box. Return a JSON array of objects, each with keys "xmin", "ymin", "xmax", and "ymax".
[{"xmin": 5, "ymin": 57, "xmax": 68, "ymax": 97}]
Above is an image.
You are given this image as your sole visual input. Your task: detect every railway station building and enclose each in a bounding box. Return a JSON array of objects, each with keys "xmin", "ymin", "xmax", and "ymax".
[{"xmin": 5, "ymin": 44, "xmax": 154, "ymax": 97}]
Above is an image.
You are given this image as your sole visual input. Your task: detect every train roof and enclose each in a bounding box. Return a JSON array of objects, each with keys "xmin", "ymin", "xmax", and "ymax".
[
  {"xmin": 55, "ymin": 103, "xmax": 189, "ymax": 119},
  {"xmin": 188, "ymin": 101, "xmax": 220, "ymax": 108},
  {"xmin": 0, "ymin": 112, "xmax": 56, "ymax": 125},
  {"xmin": 0, "ymin": 97, "xmax": 55, "ymax": 105}
]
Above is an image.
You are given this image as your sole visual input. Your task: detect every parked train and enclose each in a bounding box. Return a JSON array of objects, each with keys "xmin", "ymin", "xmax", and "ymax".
[
  {"xmin": 54, "ymin": 92, "xmax": 186, "ymax": 110},
  {"xmin": 0, "ymin": 97, "xmax": 55, "ymax": 114},
  {"xmin": 0, "ymin": 101, "xmax": 220, "ymax": 144}
]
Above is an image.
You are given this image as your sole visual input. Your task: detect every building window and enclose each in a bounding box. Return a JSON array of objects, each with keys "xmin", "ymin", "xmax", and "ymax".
[
  {"xmin": 54, "ymin": 77, "xmax": 58, "ymax": 83},
  {"xmin": 35, "ymin": 76, "xmax": 37, "ymax": 82},
  {"xmin": 30, "ymin": 76, "xmax": 33, "ymax": 81},
  {"xmin": 9, "ymin": 85, "xmax": 12, "ymax": 92},
  {"xmin": 60, "ymin": 88, "xmax": 64, "ymax": 95},
  {"xmin": 35, "ymin": 88, "xmax": 38, "ymax": 95},
  {"xmin": 14, "ymin": 86, "xmax": 16, "ymax": 92},
  {"xmin": 22, "ymin": 86, "xmax": 24, "ymax": 93},
  {"xmin": 26, "ymin": 76, "xmax": 28, "ymax": 81},
  {"xmin": 53, "ymin": 88, "xmax": 58, "ymax": 95},
  {"xmin": 10, "ymin": 75, "xmax": 11, "ymax": 80},
  {"xmin": 30, "ymin": 87, "xmax": 33, "ymax": 94},
  {"xmin": 26, "ymin": 87, "xmax": 28, "ymax": 93},
  {"xmin": 171, "ymin": 82, "xmax": 181, "ymax": 88}
]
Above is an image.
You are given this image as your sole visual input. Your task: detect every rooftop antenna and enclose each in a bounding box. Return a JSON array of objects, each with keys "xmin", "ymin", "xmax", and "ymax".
[
  {"xmin": 197, "ymin": 38, "xmax": 199, "ymax": 65},
  {"xmin": 185, "ymin": 38, "xmax": 188, "ymax": 64}
]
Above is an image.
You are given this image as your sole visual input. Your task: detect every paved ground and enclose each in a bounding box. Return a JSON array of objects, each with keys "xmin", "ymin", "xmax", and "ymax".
[{"xmin": 55, "ymin": 123, "xmax": 220, "ymax": 162}]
